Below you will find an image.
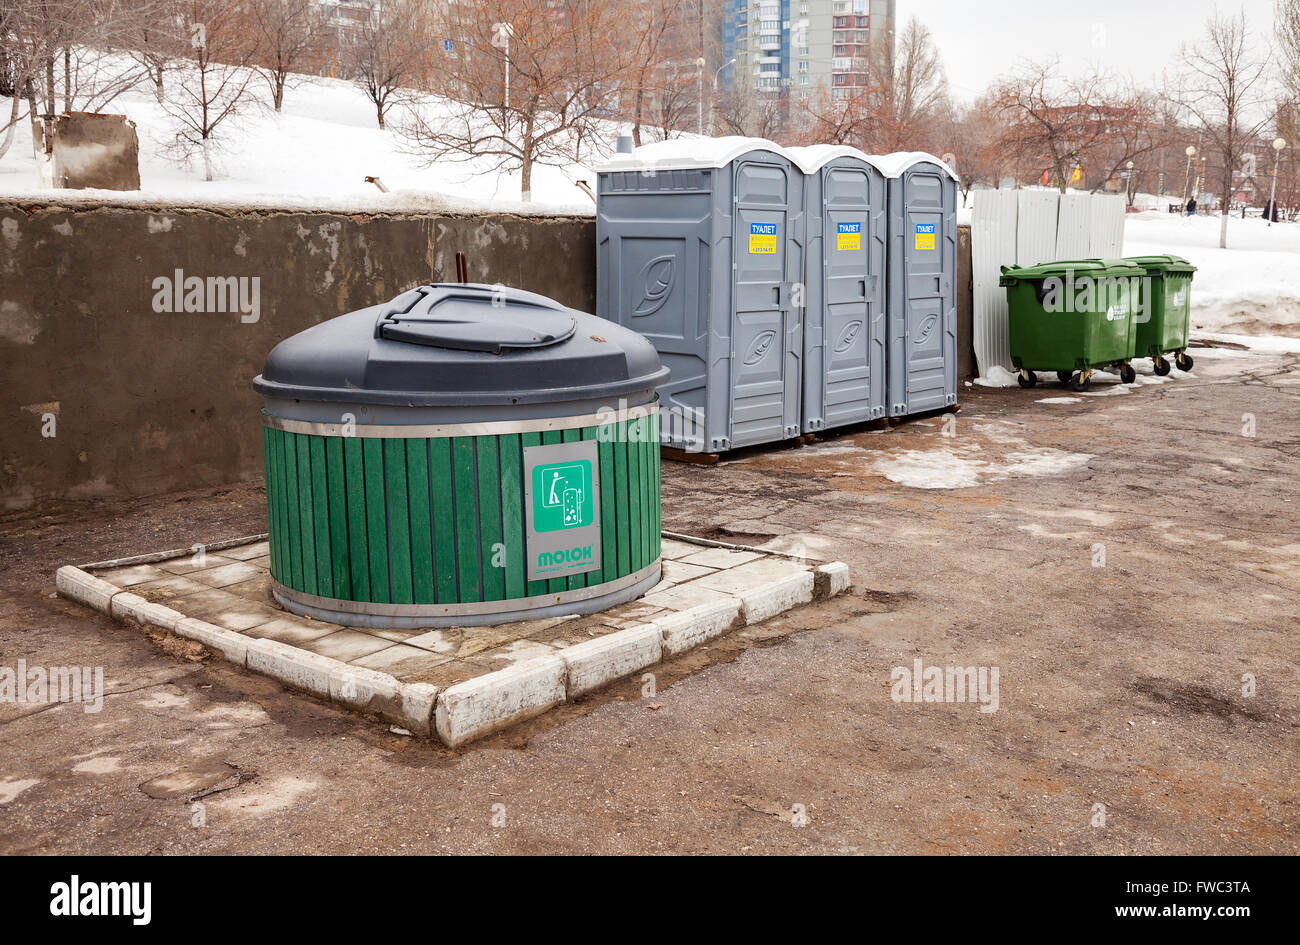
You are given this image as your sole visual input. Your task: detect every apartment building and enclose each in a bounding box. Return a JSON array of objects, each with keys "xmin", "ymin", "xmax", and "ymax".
[{"xmin": 722, "ymin": 0, "xmax": 895, "ymax": 98}]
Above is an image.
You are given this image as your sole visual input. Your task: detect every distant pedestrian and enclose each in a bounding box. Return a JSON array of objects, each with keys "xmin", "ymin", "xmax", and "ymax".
[{"xmin": 1186, "ymin": 197, "xmax": 1197, "ymax": 216}]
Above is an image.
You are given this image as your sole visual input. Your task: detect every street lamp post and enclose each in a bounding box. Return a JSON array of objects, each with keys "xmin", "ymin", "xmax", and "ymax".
[
  {"xmin": 1268, "ymin": 137, "xmax": 1287, "ymax": 227},
  {"xmin": 1182, "ymin": 145, "xmax": 1196, "ymax": 207},
  {"xmin": 711, "ymin": 58, "xmax": 736, "ymax": 134},
  {"xmin": 492, "ymin": 22, "xmax": 514, "ymax": 133},
  {"xmin": 695, "ymin": 57, "xmax": 706, "ymax": 135}
]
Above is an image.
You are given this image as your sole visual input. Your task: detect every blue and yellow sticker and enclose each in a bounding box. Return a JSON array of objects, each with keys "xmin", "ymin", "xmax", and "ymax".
[
  {"xmin": 836, "ymin": 221, "xmax": 861, "ymax": 251},
  {"xmin": 914, "ymin": 223, "xmax": 936, "ymax": 251},
  {"xmin": 749, "ymin": 222, "xmax": 778, "ymax": 254}
]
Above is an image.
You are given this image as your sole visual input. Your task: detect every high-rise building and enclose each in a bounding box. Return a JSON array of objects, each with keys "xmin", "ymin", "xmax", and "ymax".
[{"xmin": 723, "ymin": 0, "xmax": 895, "ymax": 100}]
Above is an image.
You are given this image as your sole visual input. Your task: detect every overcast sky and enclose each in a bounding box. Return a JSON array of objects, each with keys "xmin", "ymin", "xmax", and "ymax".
[{"xmin": 902, "ymin": 0, "xmax": 1282, "ymax": 100}]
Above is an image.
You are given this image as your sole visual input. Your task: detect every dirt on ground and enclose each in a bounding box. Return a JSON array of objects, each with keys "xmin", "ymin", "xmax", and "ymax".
[{"xmin": 1, "ymin": 346, "xmax": 1297, "ymax": 854}]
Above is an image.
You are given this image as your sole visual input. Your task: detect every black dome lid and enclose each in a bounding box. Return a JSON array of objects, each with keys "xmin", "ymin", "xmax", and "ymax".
[{"xmin": 253, "ymin": 283, "xmax": 667, "ymax": 407}]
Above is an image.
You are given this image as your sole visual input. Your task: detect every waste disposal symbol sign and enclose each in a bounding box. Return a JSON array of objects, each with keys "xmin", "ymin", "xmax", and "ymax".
[{"xmin": 524, "ymin": 440, "xmax": 602, "ymax": 581}]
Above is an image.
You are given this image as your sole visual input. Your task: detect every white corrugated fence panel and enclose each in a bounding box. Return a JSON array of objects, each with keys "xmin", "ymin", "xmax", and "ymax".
[
  {"xmin": 1015, "ymin": 190, "xmax": 1060, "ymax": 267},
  {"xmin": 1088, "ymin": 194, "xmax": 1126, "ymax": 256},
  {"xmin": 971, "ymin": 188, "xmax": 1019, "ymax": 376},
  {"xmin": 1055, "ymin": 194, "xmax": 1091, "ymax": 259}
]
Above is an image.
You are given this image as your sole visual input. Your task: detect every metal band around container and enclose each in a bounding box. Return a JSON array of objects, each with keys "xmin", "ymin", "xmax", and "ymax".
[
  {"xmin": 270, "ymin": 560, "xmax": 661, "ymax": 619},
  {"xmin": 262, "ymin": 403, "xmax": 657, "ymax": 439}
]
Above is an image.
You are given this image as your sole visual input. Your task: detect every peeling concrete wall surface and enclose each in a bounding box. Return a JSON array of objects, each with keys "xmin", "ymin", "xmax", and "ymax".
[
  {"xmin": 50, "ymin": 113, "xmax": 142, "ymax": 191},
  {"xmin": 0, "ymin": 198, "xmax": 597, "ymax": 510}
]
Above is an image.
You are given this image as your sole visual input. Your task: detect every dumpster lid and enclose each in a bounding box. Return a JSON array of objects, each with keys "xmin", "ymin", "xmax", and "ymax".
[
  {"xmin": 784, "ymin": 144, "xmax": 873, "ymax": 174},
  {"xmin": 999, "ymin": 258, "xmax": 1146, "ymax": 286},
  {"xmin": 375, "ymin": 284, "xmax": 576, "ymax": 353},
  {"xmin": 594, "ymin": 136, "xmax": 786, "ymax": 173},
  {"xmin": 1123, "ymin": 254, "xmax": 1197, "ymax": 274},
  {"xmin": 253, "ymin": 283, "xmax": 668, "ymax": 408},
  {"xmin": 863, "ymin": 151, "xmax": 958, "ymax": 181}
]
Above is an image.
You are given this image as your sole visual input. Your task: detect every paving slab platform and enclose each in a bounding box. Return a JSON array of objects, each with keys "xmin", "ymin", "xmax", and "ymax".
[{"xmin": 58, "ymin": 534, "xmax": 849, "ymax": 746}]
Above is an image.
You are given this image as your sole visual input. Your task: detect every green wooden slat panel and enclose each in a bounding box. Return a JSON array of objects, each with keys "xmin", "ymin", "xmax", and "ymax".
[
  {"xmin": 405, "ymin": 439, "xmax": 436, "ymax": 605},
  {"xmin": 384, "ymin": 439, "xmax": 414, "ymax": 605},
  {"xmin": 452, "ymin": 437, "xmax": 481, "ymax": 602},
  {"xmin": 639, "ymin": 415, "xmax": 653, "ymax": 568},
  {"xmin": 651, "ymin": 410, "xmax": 662, "ymax": 560},
  {"xmin": 363, "ymin": 438, "xmax": 391, "ymax": 604},
  {"xmin": 428, "ymin": 438, "xmax": 458, "ymax": 603},
  {"xmin": 476, "ymin": 437, "xmax": 505, "ymax": 602},
  {"xmin": 613, "ymin": 421, "xmax": 631, "ymax": 578},
  {"xmin": 295, "ymin": 435, "xmax": 318, "ymax": 596},
  {"xmin": 498, "ymin": 434, "xmax": 526, "ymax": 601},
  {"xmin": 276, "ymin": 429, "xmax": 293, "ymax": 585},
  {"xmin": 522, "ymin": 431, "xmax": 546, "ymax": 598},
  {"xmin": 627, "ymin": 418, "xmax": 643, "ymax": 574},
  {"xmin": 342, "ymin": 437, "xmax": 370, "ymax": 602},
  {"xmin": 282, "ymin": 433, "xmax": 303, "ymax": 591},
  {"xmin": 263, "ymin": 428, "xmax": 282, "ymax": 582},
  {"xmin": 598, "ymin": 427, "xmax": 617, "ymax": 584},
  {"xmin": 309, "ymin": 436, "xmax": 333, "ymax": 598},
  {"xmin": 325, "ymin": 437, "xmax": 351, "ymax": 598}
]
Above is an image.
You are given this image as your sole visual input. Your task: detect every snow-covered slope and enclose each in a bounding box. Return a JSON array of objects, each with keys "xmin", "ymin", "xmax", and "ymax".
[
  {"xmin": 1123, "ymin": 211, "xmax": 1300, "ymax": 338},
  {"xmin": 0, "ymin": 69, "xmax": 602, "ymax": 213}
]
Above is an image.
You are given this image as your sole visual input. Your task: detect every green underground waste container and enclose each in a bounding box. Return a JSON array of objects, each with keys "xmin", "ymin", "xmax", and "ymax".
[
  {"xmin": 1124, "ymin": 254, "xmax": 1197, "ymax": 374},
  {"xmin": 253, "ymin": 283, "xmax": 669, "ymax": 629},
  {"xmin": 1000, "ymin": 258, "xmax": 1147, "ymax": 392}
]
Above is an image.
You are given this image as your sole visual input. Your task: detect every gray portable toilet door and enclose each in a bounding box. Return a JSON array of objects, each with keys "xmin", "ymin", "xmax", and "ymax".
[
  {"xmin": 820, "ymin": 162, "xmax": 880, "ymax": 428},
  {"xmin": 729, "ymin": 158, "xmax": 799, "ymax": 448},
  {"xmin": 900, "ymin": 165, "xmax": 957, "ymax": 415}
]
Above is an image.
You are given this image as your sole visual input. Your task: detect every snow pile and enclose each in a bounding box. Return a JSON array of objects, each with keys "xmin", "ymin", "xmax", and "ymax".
[
  {"xmin": 0, "ymin": 67, "xmax": 602, "ymax": 213},
  {"xmin": 1123, "ymin": 212, "xmax": 1300, "ymax": 338}
]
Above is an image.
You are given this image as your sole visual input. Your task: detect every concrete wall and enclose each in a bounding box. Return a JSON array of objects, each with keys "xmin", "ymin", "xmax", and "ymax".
[
  {"xmin": 1, "ymin": 201, "xmax": 974, "ymax": 511},
  {"xmin": 0, "ymin": 198, "xmax": 596, "ymax": 511},
  {"xmin": 50, "ymin": 113, "xmax": 141, "ymax": 191},
  {"xmin": 956, "ymin": 224, "xmax": 976, "ymax": 382}
]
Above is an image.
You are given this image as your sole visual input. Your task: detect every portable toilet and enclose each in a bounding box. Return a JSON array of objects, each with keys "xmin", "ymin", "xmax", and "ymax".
[
  {"xmin": 786, "ymin": 145, "xmax": 888, "ymax": 432},
  {"xmin": 867, "ymin": 152, "xmax": 959, "ymax": 417},
  {"xmin": 596, "ymin": 137, "xmax": 804, "ymax": 453}
]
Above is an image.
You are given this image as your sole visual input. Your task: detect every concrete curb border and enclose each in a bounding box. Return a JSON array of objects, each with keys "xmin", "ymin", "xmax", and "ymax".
[{"xmin": 57, "ymin": 556, "xmax": 851, "ymax": 748}]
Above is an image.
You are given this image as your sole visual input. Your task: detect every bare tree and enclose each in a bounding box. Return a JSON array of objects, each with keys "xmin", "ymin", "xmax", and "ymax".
[
  {"xmin": 991, "ymin": 59, "xmax": 1164, "ymax": 194},
  {"xmin": 617, "ymin": 0, "xmax": 690, "ymax": 145},
  {"xmin": 160, "ymin": 0, "xmax": 258, "ymax": 180},
  {"xmin": 248, "ymin": 0, "xmax": 323, "ymax": 112},
  {"xmin": 1172, "ymin": 9, "xmax": 1272, "ymax": 247},
  {"xmin": 1278, "ymin": 0, "xmax": 1300, "ymax": 104},
  {"xmin": 885, "ymin": 16, "xmax": 948, "ymax": 149},
  {"xmin": 716, "ymin": 73, "xmax": 788, "ymax": 140},
  {"xmin": 342, "ymin": 0, "xmax": 427, "ymax": 130},
  {"xmin": 1, "ymin": 0, "xmax": 162, "ymax": 160},
  {"xmin": 404, "ymin": 0, "xmax": 626, "ymax": 199}
]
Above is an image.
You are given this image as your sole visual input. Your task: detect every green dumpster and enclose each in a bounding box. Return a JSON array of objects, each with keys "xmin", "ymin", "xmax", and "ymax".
[
  {"xmin": 1124, "ymin": 254, "xmax": 1197, "ymax": 374},
  {"xmin": 1000, "ymin": 258, "xmax": 1146, "ymax": 392}
]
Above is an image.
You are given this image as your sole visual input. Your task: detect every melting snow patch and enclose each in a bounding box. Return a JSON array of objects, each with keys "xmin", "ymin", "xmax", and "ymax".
[
  {"xmin": 872, "ymin": 423, "xmax": 1093, "ymax": 489},
  {"xmin": 1037, "ymin": 397, "xmax": 1084, "ymax": 405},
  {"xmin": 975, "ymin": 365, "xmax": 1019, "ymax": 387}
]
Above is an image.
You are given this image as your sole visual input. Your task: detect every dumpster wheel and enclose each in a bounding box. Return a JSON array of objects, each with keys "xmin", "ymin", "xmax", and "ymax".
[
  {"xmin": 1175, "ymin": 351, "xmax": 1194, "ymax": 372},
  {"xmin": 1056, "ymin": 370, "xmax": 1073, "ymax": 385},
  {"xmin": 1152, "ymin": 356, "xmax": 1172, "ymax": 376},
  {"xmin": 1069, "ymin": 371, "xmax": 1093, "ymax": 392},
  {"xmin": 1017, "ymin": 369, "xmax": 1038, "ymax": 388},
  {"xmin": 1118, "ymin": 363, "xmax": 1136, "ymax": 384}
]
